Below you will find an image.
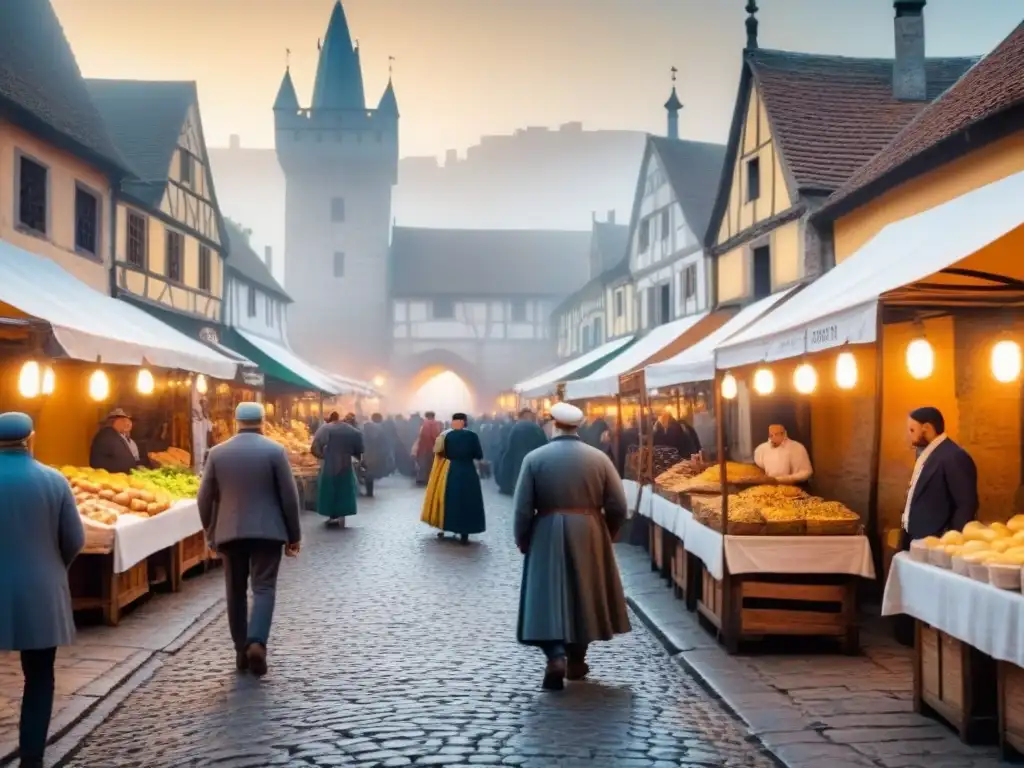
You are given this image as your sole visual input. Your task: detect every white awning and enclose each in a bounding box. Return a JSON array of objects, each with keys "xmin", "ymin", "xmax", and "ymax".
[
  {"xmin": 514, "ymin": 335, "xmax": 635, "ymax": 399},
  {"xmin": 236, "ymin": 330, "xmax": 343, "ymax": 395},
  {"xmin": 717, "ymin": 170, "xmax": 1024, "ymax": 369},
  {"xmin": 646, "ymin": 288, "xmax": 798, "ymax": 388},
  {"xmin": 0, "ymin": 239, "xmax": 238, "ymax": 379},
  {"xmin": 316, "ymin": 367, "xmax": 378, "ymax": 398},
  {"xmin": 565, "ymin": 312, "xmax": 709, "ymax": 401}
]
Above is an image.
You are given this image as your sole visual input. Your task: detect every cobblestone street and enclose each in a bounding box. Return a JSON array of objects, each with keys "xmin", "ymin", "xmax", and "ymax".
[{"xmin": 58, "ymin": 479, "xmax": 777, "ymax": 768}]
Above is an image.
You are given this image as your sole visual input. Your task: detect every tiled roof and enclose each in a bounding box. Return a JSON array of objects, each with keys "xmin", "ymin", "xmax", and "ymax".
[
  {"xmin": 748, "ymin": 48, "xmax": 977, "ymax": 193},
  {"xmin": 592, "ymin": 221, "xmax": 629, "ymax": 274},
  {"xmin": 649, "ymin": 137, "xmax": 727, "ymax": 237},
  {"xmin": 390, "ymin": 227, "xmax": 590, "ymax": 298},
  {"xmin": 819, "ymin": 22, "xmax": 1024, "ymax": 218},
  {"xmin": 223, "ymin": 220, "xmax": 291, "ymax": 303},
  {"xmin": 85, "ymin": 79, "xmax": 195, "ymax": 208},
  {"xmin": 0, "ymin": 0, "xmax": 129, "ymax": 175}
]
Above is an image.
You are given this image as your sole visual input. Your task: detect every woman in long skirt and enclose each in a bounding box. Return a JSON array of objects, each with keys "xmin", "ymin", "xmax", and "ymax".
[
  {"xmin": 311, "ymin": 412, "xmax": 364, "ymax": 528},
  {"xmin": 420, "ymin": 413, "xmax": 486, "ymax": 544}
]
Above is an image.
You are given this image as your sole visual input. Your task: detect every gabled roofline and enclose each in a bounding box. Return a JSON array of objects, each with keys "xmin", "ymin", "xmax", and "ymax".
[{"xmin": 226, "ymin": 266, "xmax": 294, "ymax": 304}]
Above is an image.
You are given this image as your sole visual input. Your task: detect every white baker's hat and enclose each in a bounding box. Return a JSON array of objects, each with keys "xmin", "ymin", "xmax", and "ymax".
[{"xmin": 551, "ymin": 402, "xmax": 584, "ymax": 427}]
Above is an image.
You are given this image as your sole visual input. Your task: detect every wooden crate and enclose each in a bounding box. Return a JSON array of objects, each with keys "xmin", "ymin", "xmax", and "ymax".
[
  {"xmin": 173, "ymin": 531, "xmax": 209, "ymax": 584},
  {"xmin": 697, "ymin": 567, "xmax": 859, "ymax": 654},
  {"xmin": 649, "ymin": 522, "xmax": 662, "ymax": 572},
  {"xmin": 670, "ymin": 544, "xmax": 688, "ymax": 600},
  {"xmin": 999, "ymin": 661, "xmax": 1024, "ymax": 759},
  {"xmin": 69, "ymin": 554, "xmax": 150, "ymax": 626},
  {"xmin": 915, "ymin": 621, "xmax": 997, "ymax": 744}
]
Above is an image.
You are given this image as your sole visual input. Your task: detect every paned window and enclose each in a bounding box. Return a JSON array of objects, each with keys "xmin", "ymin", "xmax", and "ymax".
[
  {"xmin": 166, "ymin": 230, "xmax": 183, "ymax": 282},
  {"xmin": 126, "ymin": 211, "xmax": 147, "ymax": 267},
  {"xmin": 18, "ymin": 156, "xmax": 47, "ymax": 234},
  {"xmin": 74, "ymin": 186, "xmax": 99, "ymax": 255},
  {"xmin": 198, "ymin": 245, "xmax": 211, "ymax": 291}
]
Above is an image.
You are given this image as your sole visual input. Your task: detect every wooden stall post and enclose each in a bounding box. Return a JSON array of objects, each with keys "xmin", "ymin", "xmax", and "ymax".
[
  {"xmin": 714, "ymin": 369, "xmax": 741, "ymax": 653},
  {"xmin": 867, "ymin": 311, "xmax": 888, "ymax": 586}
]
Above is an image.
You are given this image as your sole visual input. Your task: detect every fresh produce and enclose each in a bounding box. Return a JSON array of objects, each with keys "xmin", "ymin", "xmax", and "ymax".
[
  {"xmin": 265, "ymin": 420, "xmax": 318, "ymax": 472},
  {"xmin": 59, "ymin": 466, "xmax": 174, "ymax": 522},
  {"xmin": 131, "ymin": 466, "xmax": 200, "ymax": 500},
  {"xmin": 148, "ymin": 446, "xmax": 190, "ymax": 469}
]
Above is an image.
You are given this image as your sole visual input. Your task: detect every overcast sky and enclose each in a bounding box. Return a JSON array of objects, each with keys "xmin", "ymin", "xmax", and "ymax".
[{"xmin": 54, "ymin": 0, "xmax": 1024, "ymax": 158}]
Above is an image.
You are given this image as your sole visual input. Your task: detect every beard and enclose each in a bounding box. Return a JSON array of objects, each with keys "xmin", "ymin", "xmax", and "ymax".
[{"xmin": 913, "ymin": 436, "xmax": 929, "ymax": 449}]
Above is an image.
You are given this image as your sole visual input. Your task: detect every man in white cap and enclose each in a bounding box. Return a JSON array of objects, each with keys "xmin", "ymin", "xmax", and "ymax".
[
  {"xmin": 198, "ymin": 402, "xmax": 302, "ymax": 677},
  {"xmin": 512, "ymin": 401, "xmax": 631, "ymax": 690}
]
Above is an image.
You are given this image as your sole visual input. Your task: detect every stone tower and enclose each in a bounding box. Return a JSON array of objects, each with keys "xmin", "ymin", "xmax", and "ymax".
[{"xmin": 274, "ymin": 0, "xmax": 399, "ymax": 379}]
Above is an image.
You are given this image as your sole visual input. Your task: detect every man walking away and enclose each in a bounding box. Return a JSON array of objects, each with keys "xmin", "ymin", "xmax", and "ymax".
[
  {"xmin": 198, "ymin": 403, "xmax": 301, "ymax": 677},
  {"xmin": 0, "ymin": 412, "xmax": 84, "ymax": 768},
  {"xmin": 497, "ymin": 409, "xmax": 547, "ymax": 496},
  {"xmin": 414, "ymin": 411, "xmax": 443, "ymax": 486},
  {"xmin": 513, "ymin": 402, "xmax": 630, "ymax": 691}
]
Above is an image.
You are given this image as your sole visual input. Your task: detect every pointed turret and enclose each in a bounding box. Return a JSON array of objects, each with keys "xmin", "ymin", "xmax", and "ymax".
[
  {"xmin": 377, "ymin": 79, "xmax": 399, "ymax": 117},
  {"xmin": 311, "ymin": 1, "xmax": 366, "ymax": 111},
  {"xmin": 273, "ymin": 68, "xmax": 299, "ymax": 112},
  {"xmin": 664, "ymin": 67, "xmax": 682, "ymax": 140}
]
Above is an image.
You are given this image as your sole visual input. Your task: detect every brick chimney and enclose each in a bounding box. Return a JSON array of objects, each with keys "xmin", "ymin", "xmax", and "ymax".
[
  {"xmin": 264, "ymin": 246, "xmax": 272, "ymax": 272},
  {"xmin": 893, "ymin": 1, "xmax": 927, "ymax": 101},
  {"xmin": 607, "ymin": 209, "xmax": 616, "ymax": 224},
  {"xmin": 229, "ymin": 134, "xmax": 240, "ymax": 150}
]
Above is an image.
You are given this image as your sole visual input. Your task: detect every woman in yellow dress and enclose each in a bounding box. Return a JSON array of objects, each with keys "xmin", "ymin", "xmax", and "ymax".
[{"xmin": 420, "ymin": 428, "xmax": 451, "ymax": 534}]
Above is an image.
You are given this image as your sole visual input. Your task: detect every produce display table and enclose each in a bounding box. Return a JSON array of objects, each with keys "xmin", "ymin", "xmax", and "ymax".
[
  {"xmin": 71, "ymin": 500, "xmax": 204, "ymax": 626},
  {"xmin": 882, "ymin": 553, "xmax": 1024, "ymax": 755}
]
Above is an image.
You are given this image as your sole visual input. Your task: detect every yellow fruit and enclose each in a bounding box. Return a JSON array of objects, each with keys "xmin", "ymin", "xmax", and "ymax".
[
  {"xmin": 1007, "ymin": 515, "xmax": 1024, "ymax": 533},
  {"xmin": 991, "ymin": 522, "xmax": 1011, "ymax": 537},
  {"xmin": 963, "ymin": 520, "xmax": 985, "ymax": 533},
  {"xmin": 964, "ymin": 527, "xmax": 998, "ymax": 543},
  {"xmin": 944, "ymin": 544, "xmax": 963, "ymax": 555},
  {"xmin": 991, "ymin": 539, "xmax": 1013, "ymax": 553},
  {"xmin": 963, "ymin": 550, "xmax": 992, "ymax": 563},
  {"xmin": 940, "ymin": 530, "xmax": 964, "ymax": 545}
]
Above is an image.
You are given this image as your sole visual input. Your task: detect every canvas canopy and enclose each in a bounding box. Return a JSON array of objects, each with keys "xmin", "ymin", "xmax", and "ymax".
[{"xmin": 513, "ymin": 335, "xmax": 635, "ymax": 399}]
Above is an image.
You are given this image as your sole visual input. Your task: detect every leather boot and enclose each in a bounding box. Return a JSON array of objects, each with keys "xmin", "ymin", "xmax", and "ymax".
[{"xmin": 542, "ymin": 657, "xmax": 566, "ymax": 691}]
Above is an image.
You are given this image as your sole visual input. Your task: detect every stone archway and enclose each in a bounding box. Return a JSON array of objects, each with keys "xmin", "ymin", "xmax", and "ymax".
[{"xmin": 390, "ymin": 347, "xmax": 487, "ymax": 415}]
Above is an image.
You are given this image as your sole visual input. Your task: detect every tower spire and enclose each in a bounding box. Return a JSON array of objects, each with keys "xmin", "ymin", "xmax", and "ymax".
[
  {"xmin": 273, "ymin": 64, "xmax": 299, "ymax": 112},
  {"xmin": 311, "ymin": 0, "xmax": 366, "ymax": 110},
  {"xmin": 745, "ymin": 0, "xmax": 759, "ymax": 50},
  {"xmin": 378, "ymin": 57, "xmax": 399, "ymax": 118},
  {"xmin": 664, "ymin": 66, "xmax": 682, "ymax": 140}
]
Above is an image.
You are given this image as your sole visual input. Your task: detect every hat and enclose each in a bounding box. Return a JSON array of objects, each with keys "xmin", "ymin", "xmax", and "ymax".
[
  {"xmin": 551, "ymin": 402, "xmax": 584, "ymax": 427},
  {"xmin": 235, "ymin": 402, "xmax": 265, "ymax": 422},
  {"xmin": 106, "ymin": 408, "xmax": 131, "ymax": 420},
  {"xmin": 0, "ymin": 412, "xmax": 33, "ymax": 442}
]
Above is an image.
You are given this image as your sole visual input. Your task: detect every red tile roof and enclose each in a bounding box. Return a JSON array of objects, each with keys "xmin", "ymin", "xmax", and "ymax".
[
  {"xmin": 819, "ymin": 22, "xmax": 1024, "ymax": 217},
  {"xmin": 749, "ymin": 48, "xmax": 977, "ymax": 194}
]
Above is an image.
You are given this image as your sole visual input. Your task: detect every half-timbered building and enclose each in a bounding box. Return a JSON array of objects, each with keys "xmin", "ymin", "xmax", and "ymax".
[
  {"xmin": 552, "ymin": 213, "xmax": 629, "ymax": 360},
  {"xmin": 86, "ymin": 80, "xmax": 228, "ymax": 335},
  {"xmin": 389, "ymin": 227, "xmax": 590, "ymax": 408},
  {"xmin": 707, "ymin": 1, "xmax": 976, "ymax": 308}
]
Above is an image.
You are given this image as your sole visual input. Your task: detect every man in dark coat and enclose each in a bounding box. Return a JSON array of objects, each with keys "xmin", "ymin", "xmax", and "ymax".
[
  {"xmin": 497, "ymin": 409, "xmax": 548, "ymax": 496},
  {"xmin": 89, "ymin": 408, "xmax": 147, "ymax": 474},
  {"xmin": 198, "ymin": 403, "xmax": 301, "ymax": 677},
  {"xmin": 361, "ymin": 413, "xmax": 391, "ymax": 497},
  {"xmin": 653, "ymin": 410, "xmax": 700, "ymax": 459}
]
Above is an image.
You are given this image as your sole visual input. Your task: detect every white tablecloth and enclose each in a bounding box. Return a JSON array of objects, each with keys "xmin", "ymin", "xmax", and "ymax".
[
  {"xmin": 113, "ymin": 500, "xmax": 203, "ymax": 573},
  {"xmin": 882, "ymin": 553, "xmax": 1024, "ymax": 668},
  {"xmin": 622, "ymin": 479, "xmax": 639, "ymax": 511},
  {"xmin": 651, "ymin": 492, "xmax": 690, "ymax": 539},
  {"xmin": 683, "ymin": 519, "xmax": 876, "ymax": 582}
]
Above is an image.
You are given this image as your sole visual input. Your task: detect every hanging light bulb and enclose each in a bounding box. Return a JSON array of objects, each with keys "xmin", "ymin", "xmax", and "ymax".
[
  {"xmin": 835, "ymin": 352, "xmax": 858, "ymax": 390},
  {"xmin": 721, "ymin": 372, "xmax": 738, "ymax": 400},
  {"xmin": 89, "ymin": 369, "xmax": 110, "ymax": 401},
  {"xmin": 991, "ymin": 340, "xmax": 1022, "ymax": 383},
  {"xmin": 195, "ymin": 374, "xmax": 209, "ymax": 395},
  {"xmin": 41, "ymin": 366, "xmax": 55, "ymax": 396},
  {"xmin": 752, "ymin": 367, "xmax": 775, "ymax": 395},
  {"xmin": 17, "ymin": 361, "xmax": 40, "ymax": 399},
  {"xmin": 137, "ymin": 369, "xmax": 155, "ymax": 395},
  {"xmin": 905, "ymin": 338, "xmax": 935, "ymax": 380},
  {"xmin": 793, "ymin": 363, "xmax": 818, "ymax": 394}
]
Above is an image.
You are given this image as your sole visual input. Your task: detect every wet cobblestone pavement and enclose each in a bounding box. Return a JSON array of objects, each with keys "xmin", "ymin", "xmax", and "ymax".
[{"xmin": 62, "ymin": 479, "xmax": 777, "ymax": 768}]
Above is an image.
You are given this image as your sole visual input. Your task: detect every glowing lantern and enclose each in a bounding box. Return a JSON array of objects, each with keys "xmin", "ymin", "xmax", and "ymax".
[
  {"xmin": 835, "ymin": 352, "xmax": 858, "ymax": 390},
  {"xmin": 905, "ymin": 338, "xmax": 934, "ymax": 380},
  {"xmin": 991, "ymin": 340, "xmax": 1022, "ymax": 383},
  {"xmin": 137, "ymin": 369, "xmax": 155, "ymax": 395},
  {"xmin": 372, "ymin": 375, "xmax": 386, "ymax": 388},
  {"xmin": 752, "ymin": 368, "xmax": 775, "ymax": 396},
  {"xmin": 721, "ymin": 372, "xmax": 738, "ymax": 400},
  {"xmin": 195, "ymin": 374, "xmax": 209, "ymax": 395},
  {"xmin": 89, "ymin": 369, "xmax": 110, "ymax": 402},
  {"xmin": 41, "ymin": 366, "xmax": 55, "ymax": 395},
  {"xmin": 793, "ymin": 363, "xmax": 818, "ymax": 395},
  {"xmin": 18, "ymin": 361, "xmax": 40, "ymax": 399}
]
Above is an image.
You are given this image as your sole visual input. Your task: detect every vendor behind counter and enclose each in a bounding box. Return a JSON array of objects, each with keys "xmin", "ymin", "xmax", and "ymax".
[
  {"xmin": 753, "ymin": 424, "xmax": 813, "ymax": 484},
  {"xmin": 89, "ymin": 408, "xmax": 151, "ymax": 474}
]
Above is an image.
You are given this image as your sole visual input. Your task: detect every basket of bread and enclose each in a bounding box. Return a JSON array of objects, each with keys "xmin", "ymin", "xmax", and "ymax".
[{"xmin": 915, "ymin": 515, "xmax": 1024, "ymax": 589}]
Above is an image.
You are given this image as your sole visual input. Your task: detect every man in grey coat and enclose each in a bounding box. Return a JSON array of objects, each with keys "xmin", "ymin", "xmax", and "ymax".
[
  {"xmin": 513, "ymin": 402, "xmax": 630, "ymax": 691},
  {"xmin": 0, "ymin": 412, "xmax": 84, "ymax": 768},
  {"xmin": 198, "ymin": 403, "xmax": 302, "ymax": 677}
]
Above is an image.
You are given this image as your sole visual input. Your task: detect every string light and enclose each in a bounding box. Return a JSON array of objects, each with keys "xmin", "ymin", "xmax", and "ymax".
[
  {"xmin": 89, "ymin": 369, "xmax": 110, "ymax": 401},
  {"xmin": 195, "ymin": 374, "xmax": 209, "ymax": 395},
  {"xmin": 793, "ymin": 363, "xmax": 817, "ymax": 394},
  {"xmin": 137, "ymin": 369, "xmax": 155, "ymax": 395},
  {"xmin": 905, "ymin": 338, "xmax": 934, "ymax": 380},
  {"xmin": 721, "ymin": 372, "xmax": 738, "ymax": 400},
  {"xmin": 41, "ymin": 366, "xmax": 55, "ymax": 395},
  {"xmin": 752, "ymin": 367, "xmax": 775, "ymax": 395},
  {"xmin": 835, "ymin": 352, "xmax": 858, "ymax": 390},
  {"xmin": 17, "ymin": 361, "xmax": 40, "ymax": 398},
  {"xmin": 992, "ymin": 340, "xmax": 1022, "ymax": 383}
]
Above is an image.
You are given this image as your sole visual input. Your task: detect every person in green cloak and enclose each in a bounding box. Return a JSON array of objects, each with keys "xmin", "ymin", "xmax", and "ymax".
[{"xmin": 497, "ymin": 409, "xmax": 548, "ymax": 496}]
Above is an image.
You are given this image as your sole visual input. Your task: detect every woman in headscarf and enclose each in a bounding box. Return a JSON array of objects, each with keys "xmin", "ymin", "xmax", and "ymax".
[{"xmin": 421, "ymin": 413, "xmax": 486, "ymax": 544}]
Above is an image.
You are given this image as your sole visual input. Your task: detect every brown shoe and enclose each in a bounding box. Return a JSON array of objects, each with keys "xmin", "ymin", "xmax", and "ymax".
[
  {"xmin": 235, "ymin": 650, "xmax": 249, "ymax": 672},
  {"xmin": 542, "ymin": 657, "xmax": 566, "ymax": 691},
  {"xmin": 567, "ymin": 660, "xmax": 590, "ymax": 681},
  {"xmin": 246, "ymin": 643, "xmax": 268, "ymax": 677}
]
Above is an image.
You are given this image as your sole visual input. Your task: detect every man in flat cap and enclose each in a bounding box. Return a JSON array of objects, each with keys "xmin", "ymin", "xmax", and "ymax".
[
  {"xmin": 198, "ymin": 403, "xmax": 302, "ymax": 677},
  {"xmin": 0, "ymin": 412, "xmax": 84, "ymax": 767},
  {"xmin": 902, "ymin": 406, "xmax": 978, "ymax": 548},
  {"xmin": 513, "ymin": 401, "xmax": 630, "ymax": 691},
  {"xmin": 89, "ymin": 408, "xmax": 146, "ymax": 474}
]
